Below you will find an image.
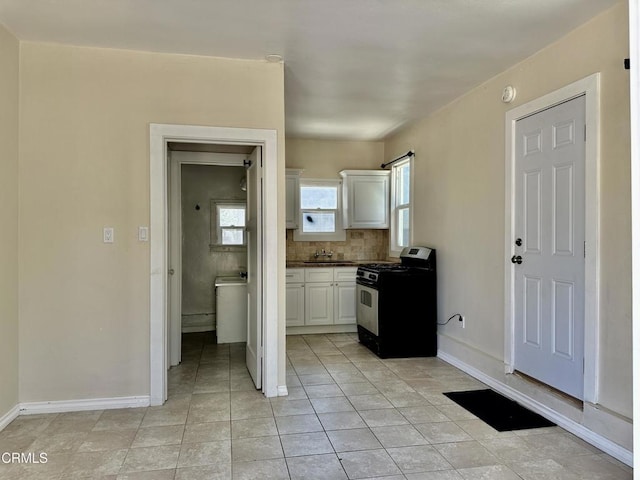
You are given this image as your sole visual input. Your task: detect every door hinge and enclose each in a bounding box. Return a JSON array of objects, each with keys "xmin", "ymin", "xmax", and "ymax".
[
  {"xmin": 584, "ymin": 241, "xmax": 586, "ymax": 258},
  {"xmin": 584, "ymin": 124, "xmax": 587, "ymax": 142},
  {"xmin": 244, "ymin": 159, "xmax": 252, "ymax": 168}
]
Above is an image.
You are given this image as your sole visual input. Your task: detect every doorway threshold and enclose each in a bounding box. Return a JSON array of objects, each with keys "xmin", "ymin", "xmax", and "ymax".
[{"xmin": 513, "ymin": 370, "xmax": 583, "ymax": 410}]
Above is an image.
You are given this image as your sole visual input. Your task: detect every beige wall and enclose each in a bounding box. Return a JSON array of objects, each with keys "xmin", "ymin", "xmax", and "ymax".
[
  {"xmin": 385, "ymin": 1, "xmax": 631, "ymax": 428},
  {"xmin": 0, "ymin": 24, "xmax": 20, "ymax": 418},
  {"xmin": 286, "ymin": 137, "xmax": 384, "ymax": 178},
  {"xmin": 18, "ymin": 43, "xmax": 285, "ymax": 402}
]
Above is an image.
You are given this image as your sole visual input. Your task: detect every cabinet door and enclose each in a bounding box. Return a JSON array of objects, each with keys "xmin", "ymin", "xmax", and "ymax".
[
  {"xmin": 286, "ymin": 284, "xmax": 305, "ymax": 326},
  {"xmin": 346, "ymin": 175, "xmax": 390, "ymax": 229},
  {"xmin": 286, "ymin": 175, "xmax": 299, "ymax": 229},
  {"xmin": 334, "ymin": 282, "xmax": 357, "ymax": 325},
  {"xmin": 305, "ymin": 282, "xmax": 334, "ymax": 325}
]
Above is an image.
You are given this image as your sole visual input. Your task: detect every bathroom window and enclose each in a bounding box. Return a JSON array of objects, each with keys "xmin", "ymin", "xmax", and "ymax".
[
  {"xmin": 293, "ymin": 179, "xmax": 346, "ymax": 241},
  {"xmin": 212, "ymin": 202, "xmax": 246, "ymax": 246}
]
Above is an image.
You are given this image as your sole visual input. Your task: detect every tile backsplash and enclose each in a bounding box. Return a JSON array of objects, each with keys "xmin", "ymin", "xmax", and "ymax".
[{"xmin": 286, "ymin": 229, "xmax": 390, "ymax": 261}]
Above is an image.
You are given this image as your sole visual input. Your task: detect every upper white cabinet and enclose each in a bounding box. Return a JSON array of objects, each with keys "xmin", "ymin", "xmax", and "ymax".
[
  {"xmin": 286, "ymin": 169, "xmax": 302, "ymax": 229},
  {"xmin": 340, "ymin": 170, "xmax": 390, "ymax": 229}
]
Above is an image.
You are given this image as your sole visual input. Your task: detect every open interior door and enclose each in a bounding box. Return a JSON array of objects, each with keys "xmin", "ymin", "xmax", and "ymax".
[
  {"xmin": 168, "ymin": 148, "xmax": 182, "ymax": 368},
  {"xmin": 245, "ymin": 146, "xmax": 262, "ymax": 389}
]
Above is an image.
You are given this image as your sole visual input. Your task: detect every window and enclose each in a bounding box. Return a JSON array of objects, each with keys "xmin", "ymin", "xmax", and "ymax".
[
  {"xmin": 212, "ymin": 202, "xmax": 246, "ymax": 246},
  {"xmin": 390, "ymin": 158, "xmax": 412, "ymax": 255},
  {"xmin": 293, "ymin": 179, "xmax": 346, "ymax": 241}
]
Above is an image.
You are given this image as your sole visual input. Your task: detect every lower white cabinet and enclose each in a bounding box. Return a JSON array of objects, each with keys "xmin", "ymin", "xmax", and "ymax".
[
  {"xmin": 334, "ymin": 282, "xmax": 357, "ymax": 324},
  {"xmin": 285, "ymin": 268, "xmax": 305, "ymax": 327},
  {"xmin": 286, "ymin": 267, "xmax": 357, "ymax": 330},
  {"xmin": 286, "ymin": 283, "xmax": 305, "ymax": 327},
  {"xmin": 305, "ymin": 282, "xmax": 334, "ymax": 325}
]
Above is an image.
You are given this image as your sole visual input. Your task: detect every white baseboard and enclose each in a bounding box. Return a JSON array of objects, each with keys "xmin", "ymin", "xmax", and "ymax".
[
  {"xmin": 438, "ymin": 349, "xmax": 633, "ymax": 467},
  {"xmin": 286, "ymin": 324, "xmax": 357, "ymax": 335},
  {"xmin": 0, "ymin": 404, "xmax": 20, "ymax": 431},
  {"xmin": 181, "ymin": 326, "xmax": 214, "ymax": 333},
  {"xmin": 19, "ymin": 396, "xmax": 150, "ymax": 415},
  {"xmin": 182, "ymin": 313, "xmax": 215, "ymax": 333},
  {"xmin": 277, "ymin": 385, "xmax": 289, "ymax": 397}
]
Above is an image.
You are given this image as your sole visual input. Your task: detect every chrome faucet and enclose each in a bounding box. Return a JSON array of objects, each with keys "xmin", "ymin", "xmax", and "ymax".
[{"xmin": 314, "ymin": 249, "xmax": 333, "ymax": 259}]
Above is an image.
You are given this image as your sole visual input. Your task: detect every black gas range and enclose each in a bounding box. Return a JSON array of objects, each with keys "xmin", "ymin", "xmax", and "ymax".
[{"xmin": 355, "ymin": 246, "xmax": 437, "ymax": 358}]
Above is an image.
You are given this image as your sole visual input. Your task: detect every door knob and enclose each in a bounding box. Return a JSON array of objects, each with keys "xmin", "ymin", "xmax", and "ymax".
[
  {"xmin": 511, "ymin": 255, "xmax": 523, "ymax": 265},
  {"xmin": 168, "ymin": 269, "xmax": 175, "ymax": 275},
  {"xmin": 515, "ymin": 238, "xmax": 522, "ymax": 246}
]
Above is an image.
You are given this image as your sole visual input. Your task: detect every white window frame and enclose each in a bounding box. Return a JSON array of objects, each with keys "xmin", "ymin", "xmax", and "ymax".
[
  {"xmin": 211, "ymin": 200, "xmax": 247, "ymax": 246},
  {"xmin": 293, "ymin": 179, "xmax": 346, "ymax": 242},
  {"xmin": 390, "ymin": 157, "xmax": 413, "ymax": 256}
]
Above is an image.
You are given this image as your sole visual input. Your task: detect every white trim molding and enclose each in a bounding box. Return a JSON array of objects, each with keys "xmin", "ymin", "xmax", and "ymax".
[
  {"xmin": 150, "ymin": 124, "xmax": 281, "ymax": 406},
  {"xmin": 504, "ymin": 73, "xmax": 601, "ymax": 403},
  {"xmin": 629, "ymin": 0, "xmax": 640, "ymax": 471},
  {"xmin": 18, "ymin": 396, "xmax": 150, "ymax": 415},
  {"xmin": 0, "ymin": 405, "xmax": 20, "ymax": 431}
]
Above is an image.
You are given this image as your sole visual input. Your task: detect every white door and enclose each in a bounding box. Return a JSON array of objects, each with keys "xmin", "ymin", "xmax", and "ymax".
[
  {"xmin": 513, "ymin": 95, "xmax": 586, "ymax": 400},
  {"xmin": 245, "ymin": 147, "xmax": 262, "ymax": 389},
  {"xmin": 168, "ymin": 149, "xmax": 181, "ymax": 368}
]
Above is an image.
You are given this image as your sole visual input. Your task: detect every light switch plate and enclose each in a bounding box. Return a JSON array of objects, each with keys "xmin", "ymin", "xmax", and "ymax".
[
  {"xmin": 103, "ymin": 227, "xmax": 114, "ymax": 243},
  {"xmin": 138, "ymin": 226, "xmax": 149, "ymax": 242}
]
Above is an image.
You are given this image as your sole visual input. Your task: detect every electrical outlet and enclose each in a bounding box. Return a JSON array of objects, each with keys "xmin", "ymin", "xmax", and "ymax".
[{"xmin": 460, "ymin": 315, "xmax": 466, "ymax": 328}]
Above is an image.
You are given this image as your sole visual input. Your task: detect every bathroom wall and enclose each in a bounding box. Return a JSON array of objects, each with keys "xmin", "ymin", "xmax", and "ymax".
[{"xmin": 181, "ymin": 163, "xmax": 247, "ymax": 332}]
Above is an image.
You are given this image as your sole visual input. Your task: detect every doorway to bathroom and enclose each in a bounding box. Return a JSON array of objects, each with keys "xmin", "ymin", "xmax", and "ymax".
[{"xmin": 149, "ymin": 123, "xmax": 281, "ymax": 405}]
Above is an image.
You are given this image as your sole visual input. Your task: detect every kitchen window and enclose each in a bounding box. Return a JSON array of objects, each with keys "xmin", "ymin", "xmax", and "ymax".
[
  {"xmin": 212, "ymin": 201, "xmax": 246, "ymax": 246},
  {"xmin": 390, "ymin": 157, "xmax": 412, "ymax": 256},
  {"xmin": 293, "ymin": 179, "xmax": 346, "ymax": 241}
]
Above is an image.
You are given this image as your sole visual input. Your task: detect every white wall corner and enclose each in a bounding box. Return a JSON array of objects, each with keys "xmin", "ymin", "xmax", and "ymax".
[{"xmin": 0, "ymin": 404, "xmax": 20, "ymax": 432}]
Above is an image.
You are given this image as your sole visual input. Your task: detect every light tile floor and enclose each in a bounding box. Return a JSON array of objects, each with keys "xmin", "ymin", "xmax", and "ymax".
[{"xmin": 0, "ymin": 332, "xmax": 632, "ymax": 479}]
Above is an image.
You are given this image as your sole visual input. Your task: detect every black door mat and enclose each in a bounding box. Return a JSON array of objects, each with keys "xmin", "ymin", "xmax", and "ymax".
[{"xmin": 443, "ymin": 389, "xmax": 556, "ymax": 432}]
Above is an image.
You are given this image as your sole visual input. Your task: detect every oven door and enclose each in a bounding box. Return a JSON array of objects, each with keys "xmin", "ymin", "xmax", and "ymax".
[{"xmin": 356, "ymin": 282, "xmax": 379, "ymax": 336}]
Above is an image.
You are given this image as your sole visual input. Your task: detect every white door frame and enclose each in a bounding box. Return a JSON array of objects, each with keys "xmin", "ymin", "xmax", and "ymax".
[
  {"xmin": 504, "ymin": 74, "xmax": 600, "ymax": 403},
  {"xmin": 629, "ymin": 0, "xmax": 640, "ymax": 470},
  {"xmin": 168, "ymin": 152, "xmax": 246, "ymax": 367},
  {"xmin": 150, "ymin": 124, "xmax": 280, "ymax": 405}
]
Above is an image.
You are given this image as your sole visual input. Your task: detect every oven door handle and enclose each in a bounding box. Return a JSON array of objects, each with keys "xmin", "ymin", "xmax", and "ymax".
[{"xmin": 356, "ymin": 278, "xmax": 377, "ymax": 289}]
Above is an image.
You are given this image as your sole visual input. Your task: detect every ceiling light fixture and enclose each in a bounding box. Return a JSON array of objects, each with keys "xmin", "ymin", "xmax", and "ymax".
[{"xmin": 265, "ymin": 54, "xmax": 283, "ymax": 63}]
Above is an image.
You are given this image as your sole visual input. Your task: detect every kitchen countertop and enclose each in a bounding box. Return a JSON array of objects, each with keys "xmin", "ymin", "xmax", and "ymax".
[{"xmin": 286, "ymin": 260, "xmax": 400, "ymax": 268}]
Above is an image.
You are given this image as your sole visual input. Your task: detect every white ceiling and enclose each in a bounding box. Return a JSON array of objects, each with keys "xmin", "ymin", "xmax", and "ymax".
[{"xmin": 0, "ymin": 0, "xmax": 620, "ymax": 140}]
